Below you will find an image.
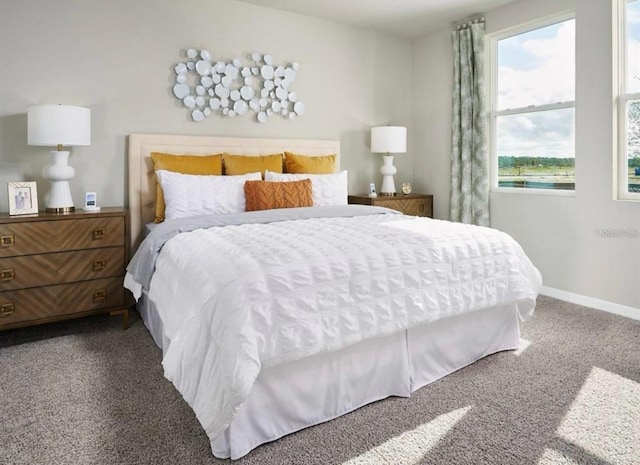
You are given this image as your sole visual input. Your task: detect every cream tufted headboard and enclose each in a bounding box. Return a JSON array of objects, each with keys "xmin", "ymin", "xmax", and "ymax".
[{"xmin": 127, "ymin": 133, "xmax": 340, "ymax": 251}]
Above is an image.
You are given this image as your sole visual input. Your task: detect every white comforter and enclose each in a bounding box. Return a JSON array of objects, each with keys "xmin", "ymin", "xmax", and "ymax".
[{"xmin": 142, "ymin": 212, "xmax": 542, "ymax": 448}]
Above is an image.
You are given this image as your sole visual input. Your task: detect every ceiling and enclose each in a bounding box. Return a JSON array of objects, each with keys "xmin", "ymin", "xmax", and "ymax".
[{"xmin": 235, "ymin": 0, "xmax": 519, "ymax": 38}]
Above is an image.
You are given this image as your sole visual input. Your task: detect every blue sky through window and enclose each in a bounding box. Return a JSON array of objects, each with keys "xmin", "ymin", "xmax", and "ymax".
[
  {"xmin": 629, "ymin": 0, "xmax": 640, "ymax": 40},
  {"xmin": 628, "ymin": 0, "xmax": 640, "ymax": 93},
  {"xmin": 498, "ymin": 23, "xmax": 562, "ymax": 71},
  {"xmin": 497, "ymin": 19, "xmax": 574, "ymax": 111},
  {"xmin": 496, "ymin": 19, "xmax": 575, "ymax": 159}
]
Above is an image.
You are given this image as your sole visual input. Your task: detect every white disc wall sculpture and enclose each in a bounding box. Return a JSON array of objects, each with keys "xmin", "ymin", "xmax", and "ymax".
[{"xmin": 172, "ymin": 49, "xmax": 304, "ymax": 123}]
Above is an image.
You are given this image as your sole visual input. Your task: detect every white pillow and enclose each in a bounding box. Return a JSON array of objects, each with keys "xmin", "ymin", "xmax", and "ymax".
[
  {"xmin": 156, "ymin": 170, "xmax": 261, "ymax": 220},
  {"xmin": 264, "ymin": 170, "xmax": 348, "ymax": 207}
]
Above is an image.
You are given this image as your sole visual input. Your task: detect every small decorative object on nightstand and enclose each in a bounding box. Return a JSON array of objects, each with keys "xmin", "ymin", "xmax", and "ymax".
[
  {"xmin": 0, "ymin": 208, "xmax": 130, "ymax": 331},
  {"xmin": 368, "ymin": 182, "xmax": 377, "ymax": 198},
  {"xmin": 348, "ymin": 194, "xmax": 433, "ymax": 217},
  {"xmin": 84, "ymin": 192, "xmax": 100, "ymax": 212},
  {"xmin": 401, "ymin": 182, "xmax": 412, "ymax": 195}
]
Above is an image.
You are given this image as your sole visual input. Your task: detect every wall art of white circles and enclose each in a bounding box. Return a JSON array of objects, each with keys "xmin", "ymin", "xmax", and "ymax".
[{"xmin": 172, "ymin": 49, "xmax": 305, "ymax": 123}]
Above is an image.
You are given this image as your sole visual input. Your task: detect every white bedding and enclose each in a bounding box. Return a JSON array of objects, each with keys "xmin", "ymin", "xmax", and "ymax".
[{"xmin": 137, "ymin": 211, "xmax": 542, "ymax": 450}]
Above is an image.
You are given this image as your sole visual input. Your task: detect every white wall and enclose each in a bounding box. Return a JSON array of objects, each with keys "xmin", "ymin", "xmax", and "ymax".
[
  {"xmin": 413, "ymin": 0, "xmax": 640, "ymax": 311},
  {"xmin": 413, "ymin": 28, "xmax": 453, "ymax": 220},
  {"xmin": 0, "ymin": 0, "xmax": 413, "ymax": 211}
]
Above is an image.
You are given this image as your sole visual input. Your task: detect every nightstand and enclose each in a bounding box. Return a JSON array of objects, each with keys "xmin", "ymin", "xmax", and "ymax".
[
  {"xmin": 348, "ymin": 194, "xmax": 433, "ymax": 217},
  {"xmin": 0, "ymin": 208, "xmax": 130, "ymax": 331}
]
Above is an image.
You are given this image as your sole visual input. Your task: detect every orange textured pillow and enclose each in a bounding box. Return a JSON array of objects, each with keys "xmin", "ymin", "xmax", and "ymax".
[
  {"xmin": 244, "ymin": 179, "xmax": 313, "ymax": 212},
  {"xmin": 284, "ymin": 152, "xmax": 337, "ymax": 174},
  {"xmin": 150, "ymin": 152, "xmax": 223, "ymax": 223}
]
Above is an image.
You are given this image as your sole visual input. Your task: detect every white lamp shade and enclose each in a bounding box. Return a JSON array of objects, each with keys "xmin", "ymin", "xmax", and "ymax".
[
  {"xmin": 28, "ymin": 104, "xmax": 91, "ymax": 147},
  {"xmin": 371, "ymin": 126, "xmax": 407, "ymax": 153}
]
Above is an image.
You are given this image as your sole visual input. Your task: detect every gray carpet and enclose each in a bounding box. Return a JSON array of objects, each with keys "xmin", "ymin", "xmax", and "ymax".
[{"xmin": 1, "ymin": 296, "xmax": 638, "ymax": 465}]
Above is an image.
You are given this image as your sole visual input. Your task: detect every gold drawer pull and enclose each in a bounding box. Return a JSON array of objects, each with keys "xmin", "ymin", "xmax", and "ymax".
[
  {"xmin": 1, "ymin": 234, "xmax": 15, "ymax": 247},
  {"xmin": 93, "ymin": 289, "xmax": 107, "ymax": 302},
  {"xmin": 0, "ymin": 303, "xmax": 15, "ymax": 317},
  {"xmin": 92, "ymin": 260, "xmax": 107, "ymax": 272},
  {"xmin": 93, "ymin": 228, "xmax": 105, "ymax": 240},
  {"xmin": 419, "ymin": 204, "xmax": 425, "ymax": 212},
  {"xmin": 1, "ymin": 269, "xmax": 15, "ymax": 281}
]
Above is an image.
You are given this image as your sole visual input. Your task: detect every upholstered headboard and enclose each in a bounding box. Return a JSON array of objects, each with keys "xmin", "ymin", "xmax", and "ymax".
[{"xmin": 127, "ymin": 134, "xmax": 340, "ymax": 251}]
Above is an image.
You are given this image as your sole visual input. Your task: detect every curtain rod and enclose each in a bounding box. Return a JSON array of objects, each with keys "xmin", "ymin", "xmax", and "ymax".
[{"xmin": 454, "ymin": 15, "xmax": 485, "ymax": 30}]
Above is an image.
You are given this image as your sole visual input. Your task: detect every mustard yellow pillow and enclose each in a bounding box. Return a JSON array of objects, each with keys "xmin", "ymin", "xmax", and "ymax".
[
  {"xmin": 244, "ymin": 179, "xmax": 313, "ymax": 212},
  {"xmin": 223, "ymin": 153, "xmax": 283, "ymax": 176},
  {"xmin": 284, "ymin": 152, "xmax": 337, "ymax": 174},
  {"xmin": 150, "ymin": 152, "xmax": 223, "ymax": 223}
]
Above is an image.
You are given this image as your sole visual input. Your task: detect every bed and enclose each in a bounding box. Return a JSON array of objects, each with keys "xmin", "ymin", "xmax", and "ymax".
[{"xmin": 124, "ymin": 133, "xmax": 542, "ymax": 460}]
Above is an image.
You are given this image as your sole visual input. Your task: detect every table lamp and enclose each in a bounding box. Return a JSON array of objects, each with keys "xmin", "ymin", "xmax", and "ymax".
[
  {"xmin": 371, "ymin": 126, "xmax": 407, "ymax": 196},
  {"xmin": 27, "ymin": 104, "xmax": 91, "ymax": 213}
]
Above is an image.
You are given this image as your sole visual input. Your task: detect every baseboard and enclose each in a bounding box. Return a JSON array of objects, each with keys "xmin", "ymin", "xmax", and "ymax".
[{"xmin": 540, "ymin": 286, "xmax": 640, "ymax": 321}]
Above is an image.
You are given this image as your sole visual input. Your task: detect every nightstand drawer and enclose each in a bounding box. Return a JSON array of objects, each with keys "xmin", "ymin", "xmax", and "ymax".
[
  {"xmin": 378, "ymin": 198, "xmax": 431, "ymax": 216},
  {"xmin": 348, "ymin": 194, "xmax": 434, "ymax": 217},
  {"xmin": 0, "ymin": 247, "xmax": 124, "ymax": 291},
  {"xmin": 0, "ymin": 217, "xmax": 124, "ymax": 258},
  {"xmin": 0, "ymin": 277, "xmax": 125, "ymax": 326}
]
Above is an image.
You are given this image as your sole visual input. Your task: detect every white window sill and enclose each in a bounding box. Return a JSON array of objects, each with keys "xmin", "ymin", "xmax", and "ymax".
[{"xmin": 490, "ymin": 187, "xmax": 576, "ymax": 197}]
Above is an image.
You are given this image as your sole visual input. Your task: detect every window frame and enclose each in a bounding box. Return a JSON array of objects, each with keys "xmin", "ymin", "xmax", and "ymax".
[
  {"xmin": 617, "ymin": 0, "xmax": 640, "ymax": 200},
  {"xmin": 487, "ymin": 11, "xmax": 576, "ymax": 196}
]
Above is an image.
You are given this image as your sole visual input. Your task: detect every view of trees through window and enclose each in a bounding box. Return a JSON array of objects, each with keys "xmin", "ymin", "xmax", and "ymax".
[
  {"xmin": 629, "ymin": 102, "xmax": 640, "ymax": 192},
  {"xmin": 494, "ymin": 19, "xmax": 575, "ymax": 190},
  {"xmin": 625, "ymin": 0, "xmax": 640, "ymax": 193}
]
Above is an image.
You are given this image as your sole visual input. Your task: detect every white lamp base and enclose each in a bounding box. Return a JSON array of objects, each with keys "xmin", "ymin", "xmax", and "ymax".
[
  {"xmin": 380, "ymin": 154, "xmax": 397, "ymax": 196},
  {"xmin": 44, "ymin": 151, "xmax": 75, "ymax": 213}
]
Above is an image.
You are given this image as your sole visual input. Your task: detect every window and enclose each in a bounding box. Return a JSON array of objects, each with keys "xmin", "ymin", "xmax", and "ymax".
[
  {"xmin": 620, "ymin": 0, "xmax": 640, "ymax": 197},
  {"xmin": 489, "ymin": 17, "xmax": 576, "ymax": 191}
]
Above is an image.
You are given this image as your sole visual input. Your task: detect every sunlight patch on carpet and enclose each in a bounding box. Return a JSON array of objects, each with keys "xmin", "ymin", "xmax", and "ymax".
[
  {"xmin": 514, "ymin": 338, "xmax": 531, "ymax": 356},
  {"xmin": 537, "ymin": 448, "xmax": 583, "ymax": 464},
  {"xmin": 556, "ymin": 367, "xmax": 640, "ymax": 465},
  {"xmin": 340, "ymin": 406, "xmax": 471, "ymax": 465}
]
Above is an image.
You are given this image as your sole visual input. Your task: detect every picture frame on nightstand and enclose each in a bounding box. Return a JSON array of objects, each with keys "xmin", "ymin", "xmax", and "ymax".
[
  {"xmin": 84, "ymin": 191, "xmax": 101, "ymax": 212},
  {"xmin": 7, "ymin": 181, "xmax": 38, "ymax": 216}
]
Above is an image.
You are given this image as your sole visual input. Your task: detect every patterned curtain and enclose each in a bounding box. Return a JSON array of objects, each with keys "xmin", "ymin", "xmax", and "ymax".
[{"xmin": 450, "ymin": 19, "xmax": 489, "ymax": 226}]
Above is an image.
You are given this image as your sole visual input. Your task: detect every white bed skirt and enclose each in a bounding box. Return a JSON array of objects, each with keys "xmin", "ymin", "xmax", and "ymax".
[{"xmin": 138, "ymin": 297, "xmax": 520, "ymax": 459}]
